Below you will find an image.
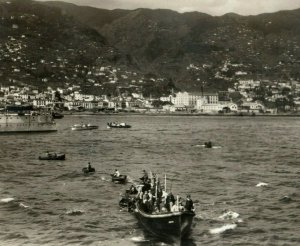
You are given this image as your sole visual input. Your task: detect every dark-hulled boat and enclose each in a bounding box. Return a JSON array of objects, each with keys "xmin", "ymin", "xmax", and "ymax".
[
  {"xmin": 135, "ymin": 201, "xmax": 195, "ymax": 241},
  {"xmin": 39, "ymin": 152, "xmax": 65, "ymax": 160},
  {"xmin": 52, "ymin": 112, "xmax": 64, "ymax": 119},
  {"xmin": 111, "ymin": 174, "xmax": 127, "ymax": 184},
  {"xmin": 82, "ymin": 167, "xmax": 95, "ymax": 174}
]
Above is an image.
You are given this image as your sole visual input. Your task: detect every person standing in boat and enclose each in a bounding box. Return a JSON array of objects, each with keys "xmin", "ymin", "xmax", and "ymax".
[
  {"xmin": 87, "ymin": 162, "xmax": 92, "ymax": 172},
  {"xmin": 165, "ymin": 192, "xmax": 175, "ymax": 212},
  {"xmin": 185, "ymin": 194, "xmax": 195, "ymax": 212},
  {"xmin": 113, "ymin": 169, "xmax": 120, "ymax": 177},
  {"xmin": 140, "ymin": 170, "xmax": 149, "ymax": 183}
]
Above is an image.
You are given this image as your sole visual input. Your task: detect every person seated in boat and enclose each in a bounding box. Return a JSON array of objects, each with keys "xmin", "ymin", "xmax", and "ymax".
[
  {"xmin": 113, "ymin": 169, "xmax": 120, "ymax": 177},
  {"xmin": 171, "ymin": 202, "xmax": 179, "ymax": 212},
  {"xmin": 131, "ymin": 185, "xmax": 138, "ymax": 194},
  {"xmin": 153, "ymin": 201, "xmax": 160, "ymax": 214},
  {"xmin": 144, "ymin": 198, "xmax": 153, "ymax": 214},
  {"xmin": 184, "ymin": 194, "xmax": 195, "ymax": 212},
  {"xmin": 172, "ymin": 197, "xmax": 184, "ymax": 212},
  {"xmin": 148, "ymin": 191, "xmax": 154, "ymax": 205},
  {"xmin": 127, "ymin": 197, "xmax": 136, "ymax": 212},
  {"xmin": 178, "ymin": 197, "xmax": 184, "ymax": 211},
  {"xmin": 142, "ymin": 190, "xmax": 149, "ymax": 203},
  {"xmin": 165, "ymin": 192, "xmax": 176, "ymax": 212},
  {"xmin": 136, "ymin": 186, "xmax": 143, "ymax": 201}
]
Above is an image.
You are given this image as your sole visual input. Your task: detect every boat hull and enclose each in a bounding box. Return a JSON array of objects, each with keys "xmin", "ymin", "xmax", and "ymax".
[
  {"xmin": 82, "ymin": 167, "xmax": 95, "ymax": 174},
  {"xmin": 71, "ymin": 125, "xmax": 98, "ymax": 131},
  {"xmin": 108, "ymin": 125, "xmax": 131, "ymax": 128},
  {"xmin": 134, "ymin": 204, "xmax": 195, "ymax": 241},
  {"xmin": 111, "ymin": 175, "xmax": 127, "ymax": 184},
  {"xmin": 0, "ymin": 112, "xmax": 57, "ymax": 133},
  {"xmin": 0, "ymin": 123, "xmax": 57, "ymax": 133},
  {"xmin": 0, "ymin": 129, "xmax": 57, "ymax": 133},
  {"xmin": 39, "ymin": 154, "xmax": 65, "ymax": 160}
]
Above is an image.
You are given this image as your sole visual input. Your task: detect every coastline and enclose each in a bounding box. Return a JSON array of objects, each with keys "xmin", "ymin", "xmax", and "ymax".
[{"xmin": 62, "ymin": 111, "xmax": 300, "ymax": 117}]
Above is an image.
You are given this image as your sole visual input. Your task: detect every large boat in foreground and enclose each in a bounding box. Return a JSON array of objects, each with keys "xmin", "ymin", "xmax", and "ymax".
[
  {"xmin": 135, "ymin": 201, "xmax": 195, "ymax": 241},
  {"xmin": 0, "ymin": 105, "xmax": 57, "ymax": 133},
  {"xmin": 122, "ymin": 173, "xmax": 195, "ymax": 242}
]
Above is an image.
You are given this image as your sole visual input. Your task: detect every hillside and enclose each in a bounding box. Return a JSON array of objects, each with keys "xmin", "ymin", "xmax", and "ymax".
[
  {"xmin": 0, "ymin": 0, "xmax": 130, "ymax": 91},
  {"xmin": 1, "ymin": 0, "xmax": 300, "ymax": 95}
]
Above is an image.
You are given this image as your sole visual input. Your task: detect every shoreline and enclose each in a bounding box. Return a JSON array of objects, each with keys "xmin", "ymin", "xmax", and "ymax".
[{"xmin": 62, "ymin": 111, "xmax": 300, "ymax": 117}]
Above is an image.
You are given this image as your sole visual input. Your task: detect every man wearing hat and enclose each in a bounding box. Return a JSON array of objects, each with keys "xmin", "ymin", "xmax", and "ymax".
[{"xmin": 185, "ymin": 194, "xmax": 195, "ymax": 212}]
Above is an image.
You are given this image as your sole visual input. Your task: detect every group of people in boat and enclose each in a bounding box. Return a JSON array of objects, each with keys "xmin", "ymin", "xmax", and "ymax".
[
  {"xmin": 132, "ymin": 170, "xmax": 195, "ymax": 214},
  {"xmin": 204, "ymin": 141, "xmax": 213, "ymax": 148},
  {"xmin": 107, "ymin": 122, "xmax": 131, "ymax": 128},
  {"xmin": 46, "ymin": 151, "xmax": 57, "ymax": 158}
]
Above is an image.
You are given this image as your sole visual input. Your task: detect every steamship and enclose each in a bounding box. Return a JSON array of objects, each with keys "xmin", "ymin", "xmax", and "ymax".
[{"xmin": 0, "ymin": 105, "xmax": 57, "ymax": 133}]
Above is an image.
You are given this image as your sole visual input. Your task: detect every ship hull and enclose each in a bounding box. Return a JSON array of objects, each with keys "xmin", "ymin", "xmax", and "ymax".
[
  {"xmin": 0, "ymin": 126, "xmax": 57, "ymax": 133},
  {"xmin": 134, "ymin": 204, "xmax": 195, "ymax": 242},
  {"xmin": 0, "ymin": 113, "xmax": 57, "ymax": 133}
]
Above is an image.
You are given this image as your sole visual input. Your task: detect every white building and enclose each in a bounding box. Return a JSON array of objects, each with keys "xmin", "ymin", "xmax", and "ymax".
[
  {"xmin": 195, "ymin": 93, "xmax": 220, "ymax": 113},
  {"xmin": 171, "ymin": 92, "xmax": 190, "ymax": 107}
]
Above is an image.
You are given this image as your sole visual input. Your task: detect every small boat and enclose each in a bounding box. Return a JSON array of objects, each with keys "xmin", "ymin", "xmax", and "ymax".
[
  {"xmin": 204, "ymin": 141, "xmax": 212, "ymax": 148},
  {"xmin": 71, "ymin": 123, "xmax": 98, "ymax": 131},
  {"xmin": 52, "ymin": 112, "xmax": 64, "ymax": 119},
  {"xmin": 111, "ymin": 174, "xmax": 127, "ymax": 184},
  {"xmin": 107, "ymin": 122, "xmax": 131, "ymax": 128},
  {"xmin": 82, "ymin": 167, "xmax": 95, "ymax": 174},
  {"xmin": 39, "ymin": 152, "xmax": 65, "ymax": 160}
]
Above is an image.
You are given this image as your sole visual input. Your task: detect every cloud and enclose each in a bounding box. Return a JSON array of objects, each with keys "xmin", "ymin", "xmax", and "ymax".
[{"xmin": 36, "ymin": 0, "xmax": 300, "ymax": 15}]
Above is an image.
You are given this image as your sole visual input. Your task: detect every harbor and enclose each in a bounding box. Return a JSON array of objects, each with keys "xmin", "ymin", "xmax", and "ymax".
[{"xmin": 0, "ymin": 115, "xmax": 299, "ymax": 245}]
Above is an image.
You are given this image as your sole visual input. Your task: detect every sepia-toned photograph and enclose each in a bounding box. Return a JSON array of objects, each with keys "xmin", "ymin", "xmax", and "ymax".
[{"xmin": 0, "ymin": 0, "xmax": 300, "ymax": 245}]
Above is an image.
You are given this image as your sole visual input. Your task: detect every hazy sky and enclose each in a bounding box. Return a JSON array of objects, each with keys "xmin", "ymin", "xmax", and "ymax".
[{"xmin": 36, "ymin": 0, "xmax": 300, "ymax": 16}]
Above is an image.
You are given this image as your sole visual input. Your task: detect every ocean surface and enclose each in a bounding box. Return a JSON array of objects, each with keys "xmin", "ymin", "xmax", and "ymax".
[{"xmin": 0, "ymin": 115, "xmax": 299, "ymax": 246}]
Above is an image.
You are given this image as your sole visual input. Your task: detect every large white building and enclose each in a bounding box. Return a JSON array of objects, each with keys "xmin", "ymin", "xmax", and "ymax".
[
  {"xmin": 171, "ymin": 92, "xmax": 221, "ymax": 112},
  {"xmin": 195, "ymin": 93, "xmax": 220, "ymax": 113},
  {"xmin": 171, "ymin": 92, "xmax": 218, "ymax": 107}
]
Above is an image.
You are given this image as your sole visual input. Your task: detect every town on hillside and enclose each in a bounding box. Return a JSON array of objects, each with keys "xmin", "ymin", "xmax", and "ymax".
[{"xmin": 1, "ymin": 71, "xmax": 300, "ymax": 115}]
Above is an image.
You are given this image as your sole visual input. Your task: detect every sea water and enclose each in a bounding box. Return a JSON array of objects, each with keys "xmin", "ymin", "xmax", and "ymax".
[{"xmin": 0, "ymin": 115, "xmax": 299, "ymax": 245}]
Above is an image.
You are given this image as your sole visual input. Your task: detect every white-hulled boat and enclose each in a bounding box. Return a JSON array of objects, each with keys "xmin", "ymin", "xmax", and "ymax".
[
  {"xmin": 0, "ymin": 105, "xmax": 57, "ymax": 133},
  {"xmin": 107, "ymin": 122, "xmax": 131, "ymax": 128},
  {"xmin": 71, "ymin": 123, "xmax": 98, "ymax": 131}
]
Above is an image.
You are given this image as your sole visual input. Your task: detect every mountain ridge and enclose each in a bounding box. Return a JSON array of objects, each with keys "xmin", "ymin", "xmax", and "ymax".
[{"xmin": 1, "ymin": 0, "xmax": 300, "ymax": 95}]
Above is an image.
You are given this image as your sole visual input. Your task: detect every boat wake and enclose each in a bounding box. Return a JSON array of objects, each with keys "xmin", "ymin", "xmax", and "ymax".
[
  {"xmin": 131, "ymin": 236, "xmax": 149, "ymax": 242},
  {"xmin": 194, "ymin": 144, "xmax": 222, "ymax": 149},
  {"xmin": 1, "ymin": 197, "xmax": 15, "ymax": 203},
  {"xmin": 256, "ymin": 182, "xmax": 269, "ymax": 187},
  {"xmin": 218, "ymin": 210, "xmax": 240, "ymax": 220},
  {"xmin": 209, "ymin": 224, "xmax": 237, "ymax": 234},
  {"xmin": 19, "ymin": 202, "xmax": 30, "ymax": 209},
  {"xmin": 100, "ymin": 176, "xmax": 110, "ymax": 182},
  {"xmin": 1, "ymin": 198, "xmax": 31, "ymax": 209}
]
